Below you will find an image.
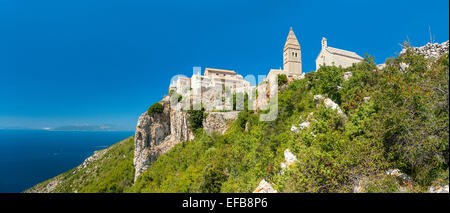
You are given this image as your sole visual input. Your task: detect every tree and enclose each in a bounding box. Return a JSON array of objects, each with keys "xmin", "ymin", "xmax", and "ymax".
[{"xmin": 278, "ymin": 74, "xmax": 288, "ymax": 86}]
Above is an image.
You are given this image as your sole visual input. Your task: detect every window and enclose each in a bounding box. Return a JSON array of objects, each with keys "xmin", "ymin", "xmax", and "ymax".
[
  {"xmin": 292, "ymin": 52, "xmax": 294, "ymax": 56},
  {"xmin": 295, "ymin": 53, "xmax": 297, "ymax": 57}
]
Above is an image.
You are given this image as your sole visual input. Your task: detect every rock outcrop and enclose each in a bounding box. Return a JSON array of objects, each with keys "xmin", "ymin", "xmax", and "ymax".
[
  {"xmin": 134, "ymin": 97, "xmax": 240, "ymax": 181},
  {"xmin": 291, "ymin": 112, "xmax": 314, "ymax": 133},
  {"xmin": 400, "ymin": 40, "xmax": 449, "ymax": 59},
  {"xmin": 343, "ymin": 71, "xmax": 353, "ymax": 81},
  {"xmin": 428, "ymin": 185, "xmax": 449, "ymax": 193},
  {"xmin": 280, "ymin": 149, "xmax": 298, "ymax": 173},
  {"xmin": 134, "ymin": 96, "xmax": 194, "ymax": 181},
  {"xmin": 253, "ymin": 179, "xmax": 277, "ymax": 193},
  {"xmin": 386, "ymin": 169, "xmax": 412, "ymax": 187},
  {"xmin": 323, "ymin": 98, "xmax": 344, "ymax": 115}
]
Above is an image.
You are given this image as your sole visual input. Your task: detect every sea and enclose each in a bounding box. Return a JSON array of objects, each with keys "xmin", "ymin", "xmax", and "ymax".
[{"xmin": 0, "ymin": 129, "xmax": 133, "ymax": 193}]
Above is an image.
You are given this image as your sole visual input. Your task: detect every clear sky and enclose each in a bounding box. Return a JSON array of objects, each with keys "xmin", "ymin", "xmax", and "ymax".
[{"xmin": 0, "ymin": 0, "xmax": 448, "ymax": 130}]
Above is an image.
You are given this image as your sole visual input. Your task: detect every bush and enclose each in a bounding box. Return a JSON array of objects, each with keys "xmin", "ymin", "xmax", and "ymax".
[
  {"xmin": 278, "ymin": 74, "xmax": 288, "ymax": 86},
  {"xmin": 147, "ymin": 102, "xmax": 164, "ymax": 116},
  {"xmin": 188, "ymin": 105, "xmax": 206, "ymax": 131}
]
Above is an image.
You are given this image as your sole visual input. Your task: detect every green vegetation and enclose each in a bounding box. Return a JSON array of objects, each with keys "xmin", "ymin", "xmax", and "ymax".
[
  {"xmin": 278, "ymin": 74, "xmax": 288, "ymax": 86},
  {"xmin": 147, "ymin": 102, "xmax": 163, "ymax": 116},
  {"xmin": 132, "ymin": 52, "xmax": 448, "ymax": 192},
  {"xmin": 28, "ymin": 50, "xmax": 449, "ymax": 193},
  {"xmin": 188, "ymin": 104, "xmax": 206, "ymax": 131}
]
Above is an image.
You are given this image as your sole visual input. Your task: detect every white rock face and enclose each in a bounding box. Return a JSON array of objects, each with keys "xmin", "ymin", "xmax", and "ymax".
[
  {"xmin": 324, "ymin": 98, "xmax": 344, "ymax": 115},
  {"xmin": 400, "ymin": 40, "xmax": 449, "ymax": 59},
  {"xmin": 343, "ymin": 71, "xmax": 353, "ymax": 81},
  {"xmin": 253, "ymin": 179, "xmax": 277, "ymax": 193},
  {"xmin": 134, "ymin": 96, "xmax": 194, "ymax": 181},
  {"xmin": 363, "ymin": 97, "xmax": 371, "ymax": 102},
  {"xmin": 428, "ymin": 185, "xmax": 449, "ymax": 193},
  {"xmin": 134, "ymin": 97, "xmax": 240, "ymax": 181}
]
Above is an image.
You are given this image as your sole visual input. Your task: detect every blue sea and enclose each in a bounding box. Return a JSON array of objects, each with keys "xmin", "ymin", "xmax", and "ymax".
[{"xmin": 0, "ymin": 129, "xmax": 133, "ymax": 193}]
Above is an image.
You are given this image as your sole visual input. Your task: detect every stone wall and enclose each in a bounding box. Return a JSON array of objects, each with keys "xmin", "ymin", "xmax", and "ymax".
[
  {"xmin": 203, "ymin": 111, "xmax": 239, "ymax": 135},
  {"xmin": 400, "ymin": 40, "xmax": 449, "ymax": 59}
]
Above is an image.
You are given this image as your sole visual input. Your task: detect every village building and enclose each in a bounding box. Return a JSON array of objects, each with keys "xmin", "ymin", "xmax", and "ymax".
[
  {"xmin": 315, "ymin": 37, "xmax": 364, "ymax": 70},
  {"xmin": 170, "ymin": 68, "xmax": 251, "ymax": 95}
]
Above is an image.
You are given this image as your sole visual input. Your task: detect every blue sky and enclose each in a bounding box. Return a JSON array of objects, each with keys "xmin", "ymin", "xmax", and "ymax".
[{"xmin": 0, "ymin": 0, "xmax": 448, "ymax": 130}]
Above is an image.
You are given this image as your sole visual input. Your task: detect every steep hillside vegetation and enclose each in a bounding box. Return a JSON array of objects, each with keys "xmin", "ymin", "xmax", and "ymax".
[
  {"xmin": 130, "ymin": 51, "xmax": 448, "ymax": 193},
  {"xmin": 28, "ymin": 49, "xmax": 449, "ymax": 193},
  {"xmin": 25, "ymin": 137, "xmax": 135, "ymax": 193}
]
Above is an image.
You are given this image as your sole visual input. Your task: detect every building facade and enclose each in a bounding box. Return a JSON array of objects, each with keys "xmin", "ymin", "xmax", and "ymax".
[
  {"xmin": 315, "ymin": 37, "xmax": 364, "ymax": 70},
  {"xmin": 170, "ymin": 68, "xmax": 250, "ymax": 95}
]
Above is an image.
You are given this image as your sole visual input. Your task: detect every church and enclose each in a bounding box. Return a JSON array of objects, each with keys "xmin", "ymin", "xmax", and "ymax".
[
  {"xmin": 315, "ymin": 37, "xmax": 364, "ymax": 70},
  {"xmin": 170, "ymin": 28, "xmax": 364, "ymax": 100},
  {"xmin": 266, "ymin": 27, "xmax": 303, "ymax": 81}
]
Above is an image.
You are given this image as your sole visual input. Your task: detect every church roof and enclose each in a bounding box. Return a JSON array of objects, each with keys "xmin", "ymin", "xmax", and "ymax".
[
  {"xmin": 325, "ymin": 46, "xmax": 363, "ymax": 60},
  {"xmin": 284, "ymin": 27, "xmax": 301, "ymax": 51}
]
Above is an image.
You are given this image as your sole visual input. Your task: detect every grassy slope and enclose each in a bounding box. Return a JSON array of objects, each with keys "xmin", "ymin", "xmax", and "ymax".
[{"xmin": 26, "ymin": 136, "xmax": 135, "ymax": 193}]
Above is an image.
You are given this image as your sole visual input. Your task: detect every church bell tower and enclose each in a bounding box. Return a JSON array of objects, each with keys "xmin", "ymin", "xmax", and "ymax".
[{"xmin": 283, "ymin": 27, "xmax": 302, "ymax": 75}]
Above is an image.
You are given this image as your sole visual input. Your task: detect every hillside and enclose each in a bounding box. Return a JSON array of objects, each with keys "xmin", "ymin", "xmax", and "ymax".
[
  {"xmin": 25, "ymin": 137, "xmax": 135, "ymax": 193},
  {"xmin": 27, "ymin": 45, "xmax": 449, "ymax": 193}
]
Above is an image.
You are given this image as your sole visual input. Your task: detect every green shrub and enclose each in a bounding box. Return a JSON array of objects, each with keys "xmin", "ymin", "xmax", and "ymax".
[
  {"xmin": 188, "ymin": 105, "xmax": 206, "ymax": 131},
  {"xmin": 147, "ymin": 102, "xmax": 163, "ymax": 116},
  {"xmin": 278, "ymin": 74, "xmax": 288, "ymax": 86}
]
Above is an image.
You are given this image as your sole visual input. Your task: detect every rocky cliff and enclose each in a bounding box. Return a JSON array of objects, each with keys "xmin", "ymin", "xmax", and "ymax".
[
  {"xmin": 133, "ymin": 96, "xmax": 194, "ymax": 181},
  {"xmin": 133, "ymin": 96, "xmax": 240, "ymax": 181}
]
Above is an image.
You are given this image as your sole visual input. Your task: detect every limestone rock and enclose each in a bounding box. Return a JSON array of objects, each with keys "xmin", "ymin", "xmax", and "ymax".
[
  {"xmin": 298, "ymin": 121, "xmax": 310, "ymax": 130},
  {"xmin": 134, "ymin": 98, "xmax": 239, "ymax": 181},
  {"xmin": 133, "ymin": 96, "xmax": 194, "ymax": 181},
  {"xmin": 253, "ymin": 179, "xmax": 277, "ymax": 193},
  {"xmin": 284, "ymin": 149, "xmax": 298, "ymax": 165},
  {"xmin": 428, "ymin": 185, "xmax": 449, "ymax": 193},
  {"xmin": 290, "ymin": 125, "xmax": 299, "ymax": 133},
  {"xmin": 313, "ymin": 94, "xmax": 325, "ymax": 105},
  {"xmin": 343, "ymin": 71, "xmax": 353, "ymax": 81},
  {"xmin": 203, "ymin": 111, "xmax": 239, "ymax": 135},
  {"xmin": 386, "ymin": 169, "xmax": 412, "ymax": 186},
  {"xmin": 400, "ymin": 40, "xmax": 449, "ymax": 59},
  {"xmin": 324, "ymin": 98, "xmax": 344, "ymax": 115},
  {"xmin": 399, "ymin": 62, "xmax": 409, "ymax": 73},
  {"xmin": 280, "ymin": 149, "xmax": 298, "ymax": 173}
]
